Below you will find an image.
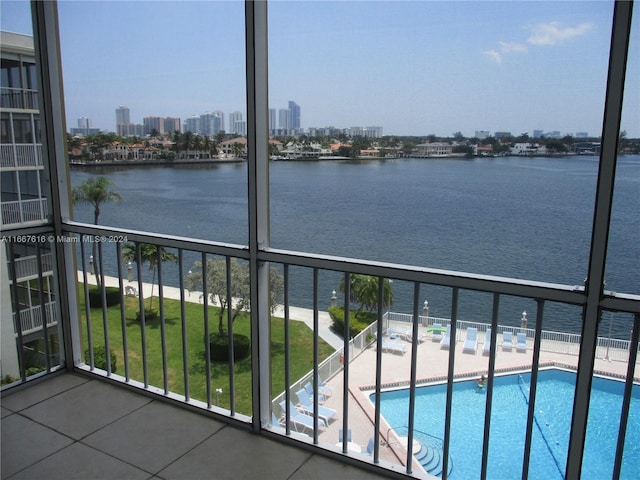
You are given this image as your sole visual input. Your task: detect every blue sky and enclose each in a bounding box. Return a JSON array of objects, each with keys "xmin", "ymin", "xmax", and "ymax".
[{"xmin": 2, "ymin": 1, "xmax": 638, "ymax": 137}]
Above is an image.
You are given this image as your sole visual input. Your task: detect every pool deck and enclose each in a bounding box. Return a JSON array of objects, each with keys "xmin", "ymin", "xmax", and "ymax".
[
  {"xmin": 76, "ymin": 275, "xmax": 637, "ymax": 476},
  {"xmin": 314, "ymin": 322, "xmax": 638, "ymax": 473}
]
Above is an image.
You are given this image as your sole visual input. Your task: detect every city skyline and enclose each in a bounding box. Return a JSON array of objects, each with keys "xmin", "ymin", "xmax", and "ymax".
[{"xmin": 2, "ymin": 1, "xmax": 638, "ymax": 137}]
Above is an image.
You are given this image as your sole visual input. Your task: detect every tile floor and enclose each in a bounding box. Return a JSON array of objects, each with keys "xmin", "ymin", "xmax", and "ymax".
[{"xmin": 1, "ymin": 373, "xmax": 397, "ymax": 480}]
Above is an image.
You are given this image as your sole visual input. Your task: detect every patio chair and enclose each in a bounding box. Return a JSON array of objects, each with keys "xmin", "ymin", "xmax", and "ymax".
[
  {"xmin": 386, "ymin": 327, "xmax": 401, "ymax": 340},
  {"xmin": 431, "ymin": 323, "xmax": 444, "ymax": 342},
  {"xmin": 279, "ymin": 400, "xmax": 321, "ymax": 432},
  {"xmin": 381, "ymin": 341, "xmax": 407, "ymax": 355},
  {"xmin": 501, "ymin": 331, "xmax": 515, "ymax": 351},
  {"xmin": 366, "ymin": 437, "xmax": 376, "ymax": 455},
  {"xmin": 317, "ymin": 375, "xmax": 333, "ymax": 397},
  {"xmin": 406, "ymin": 330, "xmax": 428, "ymax": 344},
  {"xmin": 272, "ymin": 412, "xmax": 283, "ymax": 428},
  {"xmin": 463, "ymin": 327, "xmax": 478, "ymax": 354},
  {"xmin": 304, "ymin": 380, "xmax": 330, "ymax": 402},
  {"xmin": 295, "ymin": 389, "xmax": 336, "ymax": 426},
  {"xmin": 482, "ymin": 327, "xmax": 492, "ymax": 356},
  {"xmin": 440, "ymin": 325, "xmax": 451, "ymax": 350},
  {"xmin": 339, "ymin": 428, "xmax": 352, "ymax": 443},
  {"xmin": 516, "ymin": 332, "xmax": 528, "ymax": 352}
]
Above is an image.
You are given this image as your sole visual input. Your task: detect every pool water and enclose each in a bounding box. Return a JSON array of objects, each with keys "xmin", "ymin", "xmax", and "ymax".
[{"xmin": 374, "ymin": 369, "xmax": 640, "ymax": 479}]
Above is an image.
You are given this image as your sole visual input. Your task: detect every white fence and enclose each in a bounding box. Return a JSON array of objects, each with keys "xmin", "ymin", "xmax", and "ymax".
[
  {"xmin": 14, "ymin": 302, "xmax": 58, "ymax": 335},
  {"xmin": 272, "ymin": 321, "xmax": 378, "ymax": 415},
  {"xmin": 0, "ymin": 144, "xmax": 43, "ymax": 168},
  {"xmin": 1, "ymin": 198, "xmax": 48, "ymax": 226},
  {"xmin": 272, "ymin": 310, "xmax": 638, "ymax": 412},
  {"xmin": 384, "ymin": 311, "xmax": 637, "ymax": 363},
  {"xmin": 14, "ymin": 253, "xmax": 53, "ymax": 279}
]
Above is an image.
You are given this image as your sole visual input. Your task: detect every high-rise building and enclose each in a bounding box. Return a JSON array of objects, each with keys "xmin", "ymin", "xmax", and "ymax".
[
  {"xmin": 115, "ymin": 105, "xmax": 130, "ymax": 127},
  {"xmin": 229, "ymin": 111, "xmax": 243, "ymax": 134},
  {"xmin": 1, "ymin": 31, "xmax": 57, "ymax": 379},
  {"xmin": 288, "ymin": 100, "xmax": 300, "ymax": 130},
  {"xmin": 278, "ymin": 108, "xmax": 290, "ymax": 132},
  {"xmin": 164, "ymin": 117, "xmax": 181, "ymax": 134},
  {"xmin": 143, "ymin": 116, "xmax": 163, "ymax": 135},
  {"xmin": 269, "ymin": 108, "xmax": 276, "ymax": 134},
  {"xmin": 78, "ymin": 116, "xmax": 92, "ymax": 129},
  {"xmin": 184, "ymin": 115, "xmax": 200, "ymax": 134},
  {"xmin": 70, "ymin": 116, "xmax": 99, "ymax": 136}
]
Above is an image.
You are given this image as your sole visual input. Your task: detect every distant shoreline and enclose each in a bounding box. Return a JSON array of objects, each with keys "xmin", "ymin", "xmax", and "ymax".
[
  {"xmin": 69, "ymin": 157, "xmax": 245, "ymax": 168},
  {"xmin": 69, "ymin": 153, "xmax": 589, "ymax": 168}
]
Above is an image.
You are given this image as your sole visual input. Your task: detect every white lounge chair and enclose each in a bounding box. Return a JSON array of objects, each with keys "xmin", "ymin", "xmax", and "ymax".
[
  {"xmin": 482, "ymin": 327, "xmax": 492, "ymax": 356},
  {"xmin": 463, "ymin": 327, "xmax": 478, "ymax": 354},
  {"xmin": 516, "ymin": 332, "xmax": 528, "ymax": 352},
  {"xmin": 381, "ymin": 341, "xmax": 407, "ymax": 355},
  {"xmin": 279, "ymin": 400, "xmax": 322, "ymax": 432},
  {"xmin": 440, "ymin": 325, "xmax": 451, "ymax": 349},
  {"xmin": 295, "ymin": 389, "xmax": 336, "ymax": 426},
  {"xmin": 406, "ymin": 330, "xmax": 428, "ymax": 344},
  {"xmin": 501, "ymin": 331, "xmax": 515, "ymax": 351}
]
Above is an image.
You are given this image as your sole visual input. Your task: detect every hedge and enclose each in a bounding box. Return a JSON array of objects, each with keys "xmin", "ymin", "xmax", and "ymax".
[
  {"xmin": 328, "ymin": 306, "xmax": 376, "ymax": 338},
  {"xmin": 88, "ymin": 286, "xmax": 121, "ymax": 308},
  {"xmin": 209, "ymin": 333, "xmax": 251, "ymax": 362},
  {"xmin": 85, "ymin": 345, "xmax": 117, "ymax": 373}
]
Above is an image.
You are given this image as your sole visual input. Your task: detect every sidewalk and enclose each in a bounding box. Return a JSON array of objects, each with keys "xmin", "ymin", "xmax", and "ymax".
[{"xmin": 77, "ymin": 272, "xmax": 344, "ymax": 350}]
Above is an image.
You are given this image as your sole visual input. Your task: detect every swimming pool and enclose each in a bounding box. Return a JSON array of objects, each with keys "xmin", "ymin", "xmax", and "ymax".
[{"xmin": 374, "ymin": 369, "xmax": 639, "ymax": 479}]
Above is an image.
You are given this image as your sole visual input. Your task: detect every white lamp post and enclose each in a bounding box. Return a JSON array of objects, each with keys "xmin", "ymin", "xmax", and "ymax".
[{"xmin": 423, "ymin": 300, "xmax": 429, "ymax": 326}]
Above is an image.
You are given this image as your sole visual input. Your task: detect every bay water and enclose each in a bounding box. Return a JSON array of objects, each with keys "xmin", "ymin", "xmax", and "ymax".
[{"xmin": 70, "ymin": 155, "xmax": 639, "ymax": 339}]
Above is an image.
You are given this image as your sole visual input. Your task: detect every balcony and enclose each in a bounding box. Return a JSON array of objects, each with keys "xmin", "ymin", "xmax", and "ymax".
[
  {"xmin": 0, "ymin": 198, "xmax": 48, "ymax": 227},
  {"xmin": 1, "ymin": 2, "xmax": 638, "ymax": 479},
  {"xmin": 0, "ymin": 144, "xmax": 45, "ymax": 169},
  {"xmin": 1, "ymin": 373, "xmax": 389, "ymax": 480},
  {"xmin": 0, "ymin": 87, "xmax": 39, "ymax": 110}
]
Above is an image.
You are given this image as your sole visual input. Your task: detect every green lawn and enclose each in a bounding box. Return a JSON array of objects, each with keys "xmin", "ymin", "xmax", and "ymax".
[{"xmin": 79, "ymin": 287, "xmax": 334, "ymax": 415}]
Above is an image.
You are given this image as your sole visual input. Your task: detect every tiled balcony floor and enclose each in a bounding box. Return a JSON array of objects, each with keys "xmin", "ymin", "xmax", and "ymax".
[{"xmin": 1, "ymin": 373, "xmax": 394, "ymax": 480}]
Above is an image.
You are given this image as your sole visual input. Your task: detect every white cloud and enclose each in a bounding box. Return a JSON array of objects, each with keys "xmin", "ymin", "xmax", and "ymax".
[
  {"xmin": 527, "ymin": 21, "xmax": 594, "ymax": 46},
  {"xmin": 499, "ymin": 41, "xmax": 527, "ymax": 54},
  {"xmin": 483, "ymin": 42, "xmax": 526, "ymax": 64},
  {"xmin": 483, "ymin": 49, "xmax": 502, "ymax": 64}
]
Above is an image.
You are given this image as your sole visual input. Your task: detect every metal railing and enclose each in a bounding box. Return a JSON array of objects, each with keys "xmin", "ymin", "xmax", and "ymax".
[
  {"xmin": 0, "ymin": 87, "xmax": 39, "ymax": 110},
  {"xmin": 384, "ymin": 311, "xmax": 637, "ymax": 362},
  {"xmin": 1, "ymin": 144, "xmax": 44, "ymax": 168},
  {"xmin": 1, "ymin": 198, "xmax": 48, "ymax": 226},
  {"xmin": 14, "ymin": 302, "xmax": 58, "ymax": 335},
  {"xmin": 13, "ymin": 253, "xmax": 53, "ymax": 279}
]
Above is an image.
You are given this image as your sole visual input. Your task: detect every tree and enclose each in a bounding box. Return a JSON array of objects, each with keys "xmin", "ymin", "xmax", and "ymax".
[
  {"xmin": 185, "ymin": 258, "xmax": 283, "ymax": 337},
  {"xmin": 339, "ymin": 274, "xmax": 393, "ymax": 315},
  {"xmin": 122, "ymin": 243, "xmax": 178, "ymax": 311},
  {"xmin": 172, "ymin": 130, "xmax": 183, "ymax": 159},
  {"xmin": 72, "ymin": 177, "xmax": 122, "ymax": 287},
  {"xmin": 231, "ymin": 142, "xmax": 244, "ymax": 157}
]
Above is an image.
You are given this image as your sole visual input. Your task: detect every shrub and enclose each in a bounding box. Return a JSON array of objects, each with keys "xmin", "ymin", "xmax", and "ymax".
[
  {"xmin": 209, "ymin": 333, "xmax": 251, "ymax": 362},
  {"xmin": 135, "ymin": 308, "xmax": 159, "ymax": 323},
  {"xmin": 88, "ymin": 286, "xmax": 121, "ymax": 307},
  {"xmin": 328, "ymin": 306, "xmax": 376, "ymax": 338},
  {"xmin": 84, "ymin": 345, "xmax": 117, "ymax": 373}
]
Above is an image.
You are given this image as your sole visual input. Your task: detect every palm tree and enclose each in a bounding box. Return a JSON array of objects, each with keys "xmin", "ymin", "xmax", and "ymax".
[
  {"xmin": 339, "ymin": 274, "xmax": 393, "ymax": 315},
  {"xmin": 72, "ymin": 177, "xmax": 122, "ymax": 287},
  {"xmin": 122, "ymin": 243, "xmax": 178, "ymax": 311}
]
